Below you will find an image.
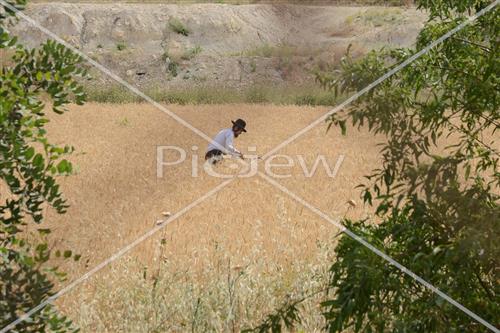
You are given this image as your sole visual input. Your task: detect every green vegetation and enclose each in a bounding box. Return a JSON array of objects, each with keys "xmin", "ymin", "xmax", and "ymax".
[
  {"xmin": 116, "ymin": 42, "xmax": 126, "ymax": 51},
  {"xmin": 240, "ymin": 43, "xmax": 297, "ymax": 58},
  {"xmin": 250, "ymin": 1, "xmax": 500, "ymax": 332},
  {"xmin": 84, "ymin": 84, "xmax": 343, "ymax": 106},
  {"xmin": 181, "ymin": 45, "xmax": 202, "ymax": 60},
  {"xmin": 250, "ymin": 59, "xmax": 257, "ymax": 72},
  {"xmin": 169, "ymin": 18, "xmax": 190, "ymax": 36},
  {"xmin": 1, "ymin": 1, "xmax": 88, "ymax": 331},
  {"xmin": 167, "ymin": 61, "xmax": 179, "ymax": 77},
  {"xmin": 161, "ymin": 50, "xmax": 169, "ymax": 61},
  {"xmin": 345, "ymin": 7, "xmax": 404, "ymax": 27},
  {"xmin": 117, "ymin": 117, "xmax": 129, "ymax": 126},
  {"xmin": 161, "ymin": 51, "xmax": 180, "ymax": 77}
]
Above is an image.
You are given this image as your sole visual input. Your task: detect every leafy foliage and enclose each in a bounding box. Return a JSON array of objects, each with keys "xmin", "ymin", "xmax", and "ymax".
[
  {"xmin": 316, "ymin": 1, "xmax": 499, "ymax": 332},
  {"xmin": 251, "ymin": 0, "xmax": 499, "ymax": 332},
  {"xmin": 242, "ymin": 297, "xmax": 304, "ymax": 333},
  {"xmin": 1, "ymin": 1, "xmax": 87, "ymax": 331}
]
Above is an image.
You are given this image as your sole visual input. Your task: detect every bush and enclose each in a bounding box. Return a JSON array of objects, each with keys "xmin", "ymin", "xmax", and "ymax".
[
  {"xmin": 181, "ymin": 45, "xmax": 202, "ymax": 60},
  {"xmin": 116, "ymin": 42, "xmax": 126, "ymax": 51},
  {"xmin": 167, "ymin": 61, "xmax": 179, "ymax": 77},
  {"xmin": 1, "ymin": 2, "xmax": 87, "ymax": 331},
  {"xmin": 169, "ymin": 18, "xmax": 190, "ymax": 36}
]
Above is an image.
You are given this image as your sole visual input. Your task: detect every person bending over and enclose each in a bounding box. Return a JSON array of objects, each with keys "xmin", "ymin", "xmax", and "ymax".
[{"xmin": 205, "ymin": 118, "xmax": 247, "ymax": 164}]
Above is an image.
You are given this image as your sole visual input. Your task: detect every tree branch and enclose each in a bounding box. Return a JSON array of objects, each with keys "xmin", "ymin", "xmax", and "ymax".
[
  {"xmin": 474, "ymin": 271, "xmax": 495, "ymax": 301},
  {"xmin": 451, "ymin": 37, "xmax": 491, "ymax": 53}
]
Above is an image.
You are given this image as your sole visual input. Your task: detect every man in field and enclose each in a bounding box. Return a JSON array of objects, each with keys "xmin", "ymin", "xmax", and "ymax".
[{"xmin": 205, "ymin": 119, "xmax": 247, "ymax": 164}]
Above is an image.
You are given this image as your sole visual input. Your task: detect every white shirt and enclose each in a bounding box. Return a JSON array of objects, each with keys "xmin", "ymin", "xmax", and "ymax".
[{"xmin": 207, "ymin": 128, "xmax": 240, "ymax": 156}]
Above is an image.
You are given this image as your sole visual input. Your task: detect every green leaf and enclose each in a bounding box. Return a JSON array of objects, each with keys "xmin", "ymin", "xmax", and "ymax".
[
  {"xmin": 465, "ymin": 164, "xmax": 471, "ymax": 179},
  {"xmin": 25, "ymin": 146, "xmax": 35, "ymax": 160},
  {"xmin": 56, "ymin": 159, "xmax": 72, "ymax": 173},
  {"xmin": 37, "ymin": 228, "xmax": 51, "ymax": 235},
  {"xmin": 363, "ymin": 190, "xmax": 372, "ymax": 205},
  {"xmin": 339, "ymin": 120, "xmax": 347, "ymax": 136},
  {"xmin": 33, "ymin": 153, "xmax": 44, "ymax": 168}
]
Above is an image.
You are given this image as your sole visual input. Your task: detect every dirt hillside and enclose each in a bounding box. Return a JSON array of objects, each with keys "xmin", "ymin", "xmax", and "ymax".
[{"xmin": 8, "ymin": 3, "xmax": 427, "ymax": 89}]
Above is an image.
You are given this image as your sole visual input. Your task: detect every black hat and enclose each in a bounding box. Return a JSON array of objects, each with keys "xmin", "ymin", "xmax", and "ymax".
[{"xmin": 231, "ymin": 119, "xmax": 247, "ymax": 132}]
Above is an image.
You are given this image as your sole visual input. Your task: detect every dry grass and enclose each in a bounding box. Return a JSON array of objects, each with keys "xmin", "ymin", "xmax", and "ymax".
[
  {"xmin": 84, "ymin": 84, "xmax": 343, "ymax": 106},
  {"xmin": 39, "ymin": 102, "xmax": 382, "ymax": 331},
  {"xmin": 70, "ymin": 228, "xmax": 337, "ymax": 332},
  {"xmin": 344, "ymin": 7, "xmax": 404, "ymax": 27}
]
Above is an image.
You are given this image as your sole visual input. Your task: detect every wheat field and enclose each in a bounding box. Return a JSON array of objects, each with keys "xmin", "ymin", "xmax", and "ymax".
[{"xmin": 41, "ymin": 102, "xmax": 382, "ymax": 331}]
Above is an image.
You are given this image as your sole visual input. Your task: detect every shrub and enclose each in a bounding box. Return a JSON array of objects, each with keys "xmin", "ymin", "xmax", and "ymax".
[
  {"xmin": 1, "ymin": 2, "xmax": 87, "ymax": 331},
  {"xmin": 250, "ymin": 59, "xmax": 257, "ymax": 72},
  {"xmin": 181, "ymin": 45, "xmax": 202, "ymax": 60},
  {"xmin": 167, "ymin": 61, "xmax": 179, "ymax": 77},
  {"xmin": 169, "ymin": 18, "xmax": 190, "ymax": 36}
]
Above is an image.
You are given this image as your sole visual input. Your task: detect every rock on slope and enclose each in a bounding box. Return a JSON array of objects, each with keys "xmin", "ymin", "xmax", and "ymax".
[{"xmin": 9, "ymin": 3, "xmax": 427, "ymax": 89}]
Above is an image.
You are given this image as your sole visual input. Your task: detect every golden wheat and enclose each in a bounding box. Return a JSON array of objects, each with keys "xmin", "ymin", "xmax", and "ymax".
[{"xmin": 40, "ymin": 102, "xmax": 381, "ymax": 331}]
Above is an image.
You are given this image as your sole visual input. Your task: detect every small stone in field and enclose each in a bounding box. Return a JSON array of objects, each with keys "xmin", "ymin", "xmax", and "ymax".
[
  {"xmin": 156, "ymin": 219, "xmax": 164, "ymax": 225},
  {"xmin": 347, "ymin": 199, "xmax": 357, "ymax": 207},
  {"xmin": 162, "ymin": 211, "xmax": 171, "ymax": 217}
]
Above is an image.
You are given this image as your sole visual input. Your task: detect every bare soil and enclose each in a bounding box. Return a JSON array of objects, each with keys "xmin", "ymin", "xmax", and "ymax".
[{"xmin": 8, "ymin": 3, "xmax": 426, "ymax": 89}]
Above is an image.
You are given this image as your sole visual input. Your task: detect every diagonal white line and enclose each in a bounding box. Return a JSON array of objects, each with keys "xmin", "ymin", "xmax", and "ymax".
[
  {"xmin": 258, "ymin": 172, "xmax": 500, "ymax": 333},
  {"xmin": 0, "ymin": 178, "xmax": 234, "ymax": 333},
  {"xmin": 261, "ymin": 0, "xmax": 499, "ymax": 160}
]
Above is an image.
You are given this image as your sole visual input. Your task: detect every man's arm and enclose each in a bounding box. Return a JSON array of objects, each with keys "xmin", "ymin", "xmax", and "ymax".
[{"xmin": 225, "ymin": 132, "xmax": 242, "ymax": 158}]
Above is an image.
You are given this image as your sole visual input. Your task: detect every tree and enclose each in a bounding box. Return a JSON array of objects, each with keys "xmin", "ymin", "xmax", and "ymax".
[
  {"xmin": 248, "ymin": 0, "xmax": 499, "ymax": 332},
  {"xmin": 1, "ymin": 1, "xmax": 87, "ymax": 331}
]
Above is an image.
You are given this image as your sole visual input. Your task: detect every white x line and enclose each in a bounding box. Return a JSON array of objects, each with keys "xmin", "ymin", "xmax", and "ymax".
[{"xmin": 1, "ymin": 0, "xmax": 498, "ymax": 332}]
